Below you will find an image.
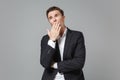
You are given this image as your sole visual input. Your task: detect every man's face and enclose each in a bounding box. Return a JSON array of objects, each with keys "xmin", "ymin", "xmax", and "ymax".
[{"xmin": 47, "ymin": 10, "xmax": 65, "ymax": 27}]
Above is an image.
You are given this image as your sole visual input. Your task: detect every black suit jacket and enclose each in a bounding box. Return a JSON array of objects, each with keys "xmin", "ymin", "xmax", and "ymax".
[{"xmin": 40, "ymin": 28, "xmax": 86, "ymax": 80}]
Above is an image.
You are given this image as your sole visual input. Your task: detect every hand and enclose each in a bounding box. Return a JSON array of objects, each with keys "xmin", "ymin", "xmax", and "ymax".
[{"xmin": 47, "ymin": 23, "xmax": 61, "ymax": 41}]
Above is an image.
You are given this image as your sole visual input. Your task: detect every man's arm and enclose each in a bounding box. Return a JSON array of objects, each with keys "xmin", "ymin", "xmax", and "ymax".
[
  {"xmin": 40, "ymin": 36, "xmax": 56, "ymax": 69},
  {"xmin": 40, "ymin": 23, "xmax": 61, "ymax": 69}
]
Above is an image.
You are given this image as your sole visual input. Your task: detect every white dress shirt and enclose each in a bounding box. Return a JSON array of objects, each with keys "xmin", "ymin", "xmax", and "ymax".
[{"xmin": 48, "ymin": 28, "xmax": 67, "ymax": 80}]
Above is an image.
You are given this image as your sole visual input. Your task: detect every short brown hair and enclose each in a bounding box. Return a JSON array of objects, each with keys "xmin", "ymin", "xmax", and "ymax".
[{"xmin": 46, "ymin": 6, "xmax": 64, "ymax": 18}]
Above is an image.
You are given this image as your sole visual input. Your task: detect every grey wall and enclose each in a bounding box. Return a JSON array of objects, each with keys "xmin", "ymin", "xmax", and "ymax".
[{"xmin": 0, "ymin": 0, "xmax": 120, "ymax": 80}]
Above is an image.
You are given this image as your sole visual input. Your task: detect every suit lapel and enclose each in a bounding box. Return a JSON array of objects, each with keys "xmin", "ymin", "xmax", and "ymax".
[{"xmin": 63, "ymin": 28, "xmax": 72, "ymax": 60}]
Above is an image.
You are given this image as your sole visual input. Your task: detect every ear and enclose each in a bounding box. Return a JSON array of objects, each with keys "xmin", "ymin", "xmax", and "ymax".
[
  {"xmin": 63, "ymin": 16, "xmax": 65, "ymax": 19},
  {"xmin": 63, "ymin": 16, "xmax": 65, "ymax": 20}
]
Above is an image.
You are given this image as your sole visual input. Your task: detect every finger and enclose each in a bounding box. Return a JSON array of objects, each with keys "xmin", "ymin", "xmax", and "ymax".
[
  {"xmin": 52, "ymin": 23, "xmax": 56, "ymax": 30},
  {"xmin": 54, "ymin": 23, "xmax": 57, "ymax": 29},
  {"xmin": 56, "ymin": 23, "xmax": 60, "ymax": 30},
  {"xmin": 58, "ymin": 26, "xmax": 61, "ymax": 32}
]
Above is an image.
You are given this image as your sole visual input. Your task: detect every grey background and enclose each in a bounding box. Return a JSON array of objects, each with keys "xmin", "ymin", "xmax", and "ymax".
[{"xmin": 0, "ymin": 0, "xmax": 120, "ymax": 80}]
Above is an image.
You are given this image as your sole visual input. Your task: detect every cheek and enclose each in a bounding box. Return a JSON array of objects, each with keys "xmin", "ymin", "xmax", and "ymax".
[
  {"xmin": 49, "ymin": 20, "xmax": 53, "ymax": 25},
  {"xmin": 60, "ymin": 19, "xmax": 64, "ymax": 24}
]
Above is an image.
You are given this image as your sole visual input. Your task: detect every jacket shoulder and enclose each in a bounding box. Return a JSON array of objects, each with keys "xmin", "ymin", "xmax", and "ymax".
[{"xmin": 68, "ymin": 29, "xmax": 83, "ymax": 37}]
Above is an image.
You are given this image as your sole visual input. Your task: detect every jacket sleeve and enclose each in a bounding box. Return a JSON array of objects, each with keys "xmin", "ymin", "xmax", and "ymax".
[
  {"xmin": 58, "ymin": 32, "xmax": 86, "ymax": 73},
  {"xmin": 40, "ymin": 36, "xmax": 55, "ymax": 69}
]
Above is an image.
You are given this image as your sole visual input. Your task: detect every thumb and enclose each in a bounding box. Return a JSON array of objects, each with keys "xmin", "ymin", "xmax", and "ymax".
[{"xmin": 47, "ymin": 29, "xmax": 50, "ymax": 36}]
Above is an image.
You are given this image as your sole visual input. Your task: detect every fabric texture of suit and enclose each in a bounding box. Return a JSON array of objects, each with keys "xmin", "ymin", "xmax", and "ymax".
[{"xmin": 40, "ymin": 28, "xmax": 86, "ymax": 80}]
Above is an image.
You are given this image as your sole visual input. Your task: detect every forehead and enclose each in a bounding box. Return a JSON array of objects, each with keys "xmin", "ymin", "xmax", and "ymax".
[{"xmin": 48, "ymin": 10, "xmax": 61, "ymax": 17}]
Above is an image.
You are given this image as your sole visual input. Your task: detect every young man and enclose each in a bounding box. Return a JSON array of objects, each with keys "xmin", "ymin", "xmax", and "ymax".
[{"xmin": 40, "ymin": 6, "xmax": 86, "ymax": 80}]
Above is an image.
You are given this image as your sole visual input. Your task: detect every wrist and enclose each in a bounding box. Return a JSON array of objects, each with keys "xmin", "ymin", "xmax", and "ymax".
[{"xmin": 50, "ymin": 38, "xmax": 56, "ymax": 42}]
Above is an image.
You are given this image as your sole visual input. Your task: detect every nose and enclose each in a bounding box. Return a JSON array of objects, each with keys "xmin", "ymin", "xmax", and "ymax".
[{"xmin": 53, "ymin": 18, "xmax": 57, "ymax": 22}]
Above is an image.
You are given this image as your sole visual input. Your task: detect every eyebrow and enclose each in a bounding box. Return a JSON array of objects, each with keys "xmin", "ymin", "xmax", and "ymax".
[{"xmin": 48, "ymin": 13, "xmax": 59, "ymax": 19}]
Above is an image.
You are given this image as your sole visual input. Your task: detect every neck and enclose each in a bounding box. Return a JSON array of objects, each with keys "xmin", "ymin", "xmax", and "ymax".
[{"xmin": 60, "ymin": 26, "xmax": 66, "ymax": 37}]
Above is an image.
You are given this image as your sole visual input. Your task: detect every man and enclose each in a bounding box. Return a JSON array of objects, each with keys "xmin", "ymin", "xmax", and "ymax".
[{"xmin": 40, "ymin": 6, "xmax": 86, "ymax": 80}]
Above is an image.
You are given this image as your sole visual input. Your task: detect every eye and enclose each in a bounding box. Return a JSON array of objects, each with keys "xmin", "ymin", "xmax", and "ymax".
[
  {"xmin": 55, "ymin": 14, "xmax": 58, "ymax": 17},
  {"xmin": 48, "ymin": 16, "xmax": 52, "ymax": 20}
]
